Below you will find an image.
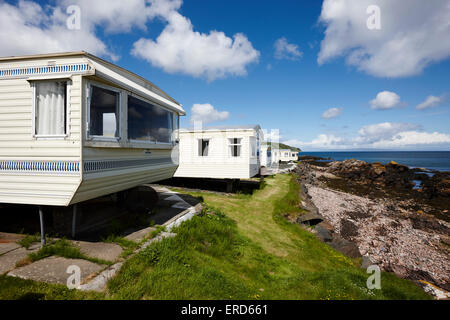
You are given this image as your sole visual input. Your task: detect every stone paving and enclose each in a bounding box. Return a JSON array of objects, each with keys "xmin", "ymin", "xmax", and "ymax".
[{"xmin": 0, "ymin": 185, "xmax": 202, "ymax": 290}]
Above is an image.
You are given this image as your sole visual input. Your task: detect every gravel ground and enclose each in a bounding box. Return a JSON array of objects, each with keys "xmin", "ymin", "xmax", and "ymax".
[{"xmin": 306, "ymin": 182, "xmax": 450, "ymax": 290}]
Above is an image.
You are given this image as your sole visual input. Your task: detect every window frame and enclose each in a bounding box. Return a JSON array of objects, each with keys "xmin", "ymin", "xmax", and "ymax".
[
  {"xmin": 126, "ymin": 92, "xmax": 176, "ymax": 146},
  {"xmin": 228, "ymin": 138, "xmax": 243, "ymax": 158},
  {"xmin": 86, "ymin": 81, "xmax": 122, "ymax": 142},
  {"xmin": 31, "ymin": 79, "xmax": 71, "ymax": 140},
  {"xmin": 198, "ymin": 139, "xmax": 210, "ymax": 157}
]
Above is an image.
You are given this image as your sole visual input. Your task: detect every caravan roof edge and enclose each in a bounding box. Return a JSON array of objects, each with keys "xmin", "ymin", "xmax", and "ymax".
[{"xmin": 0, "ymin": 51, "xmax": 183, "ymax": 111}]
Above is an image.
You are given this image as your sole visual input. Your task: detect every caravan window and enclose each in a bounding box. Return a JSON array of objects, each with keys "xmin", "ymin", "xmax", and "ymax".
[
  {"xmin": 250, "ymin": 138, "xmax": 256, "ymax": 157},
  {"xmin": 198, "ymin": 139, "xmax": 209, "ymax": 157},
  {"xmin": 229, "ymin": 138, "xmax": 242, "ymax": 157},
  {"xmin": 34, "ymin": 81, "xmax": 68, "ymax": 137},
  {"xmin": 128, "ymin": 95, "xmax": 173, "ymax": 143},
  {"xmin": 89, "ymin": 85, "xmax": 120, "ymax": 139}
]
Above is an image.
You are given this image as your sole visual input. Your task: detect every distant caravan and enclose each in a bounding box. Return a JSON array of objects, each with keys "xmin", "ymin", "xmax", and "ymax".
[
  {"xmin": 174, "ymin": 125, "xmax": 263, "ymax": 179},
  {"xmin": 0, "ymin": 52, "xmax": 185, "ymax": 207}
]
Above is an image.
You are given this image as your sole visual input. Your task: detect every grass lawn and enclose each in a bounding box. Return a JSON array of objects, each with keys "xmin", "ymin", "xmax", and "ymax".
[
  {"xmin": 107, "ymin": 174, "xmax": 430, "ymax": 300},
  {"xmin": 0, "ymin": 174, "xmax": 430, "ymax": 300}
]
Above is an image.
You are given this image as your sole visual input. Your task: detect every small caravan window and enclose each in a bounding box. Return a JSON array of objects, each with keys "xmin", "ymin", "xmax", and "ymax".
[
  {"xmin": 198, "ymin": 139, "xmax": 209, "ymax": 157},
  {"xmin": 34, "ymin": 81, "xmax": 68, "ymax": 137},
  {"xmin": 128, "ymin": 95, "xmax": 174, "ymax": 143},
  {"xmin": 229, "ymin": 138, "xmax": 242, "ymax": 157},
  {"xmin": 89, "ymin": 85, "xmax": 120, "ymax": 139},
  {"xmin": 251, "ymin": 139, "xmax": 256, "ymax": 157}
]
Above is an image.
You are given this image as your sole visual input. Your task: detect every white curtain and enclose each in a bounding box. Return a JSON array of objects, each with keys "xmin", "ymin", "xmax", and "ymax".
[{"xmin": 36, "ymin": 82, "xmax": 65, "ymax": 135}]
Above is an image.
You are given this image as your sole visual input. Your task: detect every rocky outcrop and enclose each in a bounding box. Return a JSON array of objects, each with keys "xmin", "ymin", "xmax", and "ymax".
[
  {"xmin": 295, "ymin": 161, "xmax": 450, "ymax": 299},
  {"xmin": 327, "ymin": 159, "xmax": 415, "ymax": 190}
]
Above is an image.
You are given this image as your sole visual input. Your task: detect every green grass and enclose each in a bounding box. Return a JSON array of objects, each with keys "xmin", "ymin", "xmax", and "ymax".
[
  {"xmin": 107, "ymin": 174, "xmax": 430, "ymax": 300},
  {"xmin": 17, "ymin": 233, "xmax": 41, "ymax": 249}
]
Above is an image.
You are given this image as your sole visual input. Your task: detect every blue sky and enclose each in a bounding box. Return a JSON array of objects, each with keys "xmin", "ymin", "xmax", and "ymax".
[{"xmin": 1, "ymin": 0, "xmax": 450, "ymax": 150}]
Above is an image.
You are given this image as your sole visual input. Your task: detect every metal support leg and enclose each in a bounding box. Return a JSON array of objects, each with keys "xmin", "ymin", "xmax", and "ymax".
[
  {"xmin": 72, "ymin": 204, "xmax": 77, "ymax": 239},
  {"xmin": 39, "ymin": 206, "xmax": 46, "ymax": 248}
]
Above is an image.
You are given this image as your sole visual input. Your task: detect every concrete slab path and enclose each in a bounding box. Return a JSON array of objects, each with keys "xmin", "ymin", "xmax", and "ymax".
[
  {"xmin": 8, "ymin": 256, "xmax": 105, "ymax": 286},
  {"xmin": 73, "ymin": 241, "xmax": 123, "ymax": 262}
]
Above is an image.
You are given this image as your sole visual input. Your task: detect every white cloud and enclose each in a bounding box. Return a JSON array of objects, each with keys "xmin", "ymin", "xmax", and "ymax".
[
  {"xmin": 372, "ymin": 131, "xmax": 450, "ymax": 148},
  {"xmin": 0, "ymin": 0, "xmax": 116, "ymax": 60},
  {"xmin": 322, "ymin": 107, "xmax": 343, "ymax": 119},
  {"xmin": 132, "ymin": 5, "xmax": 259, "ymax": 81},
  {"xmin": 356, "ymin": 122, "xmax": 421, "ymax": 143},
  {"xmin": 284, "ymin": 134, "xmax": 343, "ymax": 150},
  {"xmin": 416, "ymin": 95, "xmax": 445, "ymax": 110},
  {"xmin": 274, "ymin": 37, "xmax": 303, "ymax": 60},
  {"xmin": 287, "ymin": 122, "xmax": 450, "ymax": 150},
  {"xmin": 190, "ymin": 104, "xmax": 230, "ymax": 124},
  {"xmin": 318, "ymin": 0, "xmax": 450, "ymax": 78},
  {"xmin": 61, "ymin": 0, "xmax": 181, "ymax": 33},
  {"xmin": 370, "ymin": 91, "xmax": 404, "ymax": 110}
]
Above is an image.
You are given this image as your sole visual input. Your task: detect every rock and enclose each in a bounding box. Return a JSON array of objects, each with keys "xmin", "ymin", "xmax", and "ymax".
[
  {"xmin": 330, "ymin": 237, "xmax": 362, "ymax": 258},
  {"xmin": 361, "ymin": 256, "xmax": 374, "ymax": 269},
  {"xmin": 340, "ymin": 219, "xmax": 358, "ymax": 239},
  {"xmin": 315, "ymin": 224, "xmax": 333, "ymax": 242}
]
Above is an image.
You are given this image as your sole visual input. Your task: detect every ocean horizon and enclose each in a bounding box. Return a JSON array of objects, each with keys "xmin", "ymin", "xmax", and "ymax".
[{"xmin": 300, "ymin": 151, "xmax": 450, "ymax": 172}]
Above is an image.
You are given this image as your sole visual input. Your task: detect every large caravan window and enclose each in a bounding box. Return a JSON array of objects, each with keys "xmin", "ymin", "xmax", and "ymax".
[
  {"xmin": 34, "ymin": 81, "xmax": 67, "ymax": 137},
  {"xmin": 229, "ymin": 138, "xmax": 242, "ymax": 157},
  {"xmin": 128, "ymin": 95, "xmax": 173, "ymax": 143},
  {"xmin": 89, "ymin": 85, "xmax": 120, "ymax": 139},
  {"xmin": 198, "ymin": 139, "xmax": 210, "ymax": 157}
]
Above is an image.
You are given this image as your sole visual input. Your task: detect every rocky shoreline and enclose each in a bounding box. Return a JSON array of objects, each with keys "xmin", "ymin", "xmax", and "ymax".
[{"xmin": 295, "ymin": 157, "xmax": 450, "ymax": 299}]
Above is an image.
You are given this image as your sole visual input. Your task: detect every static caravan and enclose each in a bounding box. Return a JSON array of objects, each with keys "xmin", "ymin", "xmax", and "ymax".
[
  {"xmin": 0, "ymin": 51, "xmax": 185, "ymax": 207},
  {"xmin": 174, "ymin": 125, "xmax": 263, "ymax": 179},
  {"xmin": 272, "ymin": 149, "xmax": 298, "ymax": 163}
]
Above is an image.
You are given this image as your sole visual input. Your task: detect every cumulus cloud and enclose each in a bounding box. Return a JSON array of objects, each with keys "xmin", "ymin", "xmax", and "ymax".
[
  {"xmin": 274, "ymin": 37, "xmax": 303, "ymax": 60},
  {"xmin": 416, "ymin": 95, "xmax": 446, "ymax": 110},
  {"xmin": 132, "ymin": 3, "xmax": 259, "ymax": 81},
  {"xmin": 322, "ymin": 107, "xmax": 343, "ymax": 119},
  {"xmin": 0, "ymin": 0, "xmax": 259, "ymax": 80},
  {"xmin": 318, "ymin": 0, "xmax": 450, "ymax": 78},
  {"xmin": 370, "ymin": 91, "xmax": 404, "ymax": 110},
  {"xmin": 190, "ymin": 104, "xmax": 230, "ymax": 124},
  {"xmin": 372, "ymin": 131, "xmax": 450, "ymax": 148},
  {"xmin": 355, "ymin": 122, "xmax": 421, "ymax": 144},
  {"xmin": 0, "ymin": 0, "xmax": 116, "ymax": 60},
  {"xmin": 60, "ymin": 0, "xmax": 182, "ymax": 33},
  {"xmin": 285, "ymin": 122, "xmax": 450, "ymax": 150}
]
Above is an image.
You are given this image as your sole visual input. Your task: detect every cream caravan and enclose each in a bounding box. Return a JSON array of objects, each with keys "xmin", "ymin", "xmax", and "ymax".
[{"xmin": 0, "ymin": 52, "xmax": 185, "ymax": 207}]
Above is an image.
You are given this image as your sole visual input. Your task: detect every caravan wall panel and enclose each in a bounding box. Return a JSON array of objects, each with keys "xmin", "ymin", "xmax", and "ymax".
[{"xmin": 0, "ymin": 70, "xmax": 83, "ymax": 206}]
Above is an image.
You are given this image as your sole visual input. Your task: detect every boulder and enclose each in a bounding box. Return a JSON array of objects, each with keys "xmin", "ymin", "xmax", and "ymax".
[
  {"xmin": 314, "ymin": 224, "xmax": 333, "ymax": 242},
  {"xmin": 330, "ymin": 237, "xmax": 362, "ymax": 258}
]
